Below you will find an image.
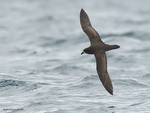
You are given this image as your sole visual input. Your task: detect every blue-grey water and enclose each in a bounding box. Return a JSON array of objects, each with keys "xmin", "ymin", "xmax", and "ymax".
[{"xmin": 0, "ymin": 0, "xmax": 150, "ymax": 113}]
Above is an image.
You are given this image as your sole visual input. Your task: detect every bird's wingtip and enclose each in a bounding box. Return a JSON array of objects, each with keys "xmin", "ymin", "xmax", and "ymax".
[
  {"xmin": 110, "ymin": 92, "xmax": 113, "ymax": 95},
  {"xmin": 80, "ymin": 8, "xmax": 84, "ymax": 14},
  {"xmin": 107, "ymin": 89, "xmax": 113, "ymax": 95}
]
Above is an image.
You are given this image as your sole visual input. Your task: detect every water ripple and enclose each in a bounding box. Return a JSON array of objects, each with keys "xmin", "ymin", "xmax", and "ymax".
[
  {"xmin": 114, "ymin": 78, "xmax": 148, "ymax": 87},
  {"xmin": 0, "ymin": 79, "xmax": 26, "ymax": 87}
]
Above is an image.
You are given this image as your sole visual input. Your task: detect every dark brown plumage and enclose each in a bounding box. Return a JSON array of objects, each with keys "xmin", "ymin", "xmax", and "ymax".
[{"xmin": 80, "ymin": 9, "xmax": 120, "ymax": 95}]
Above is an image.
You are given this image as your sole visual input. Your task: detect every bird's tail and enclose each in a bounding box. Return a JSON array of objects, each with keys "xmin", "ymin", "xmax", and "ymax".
[{"xmin": 105, "ymin": 45, "xmax": 120, "ymax": 51}]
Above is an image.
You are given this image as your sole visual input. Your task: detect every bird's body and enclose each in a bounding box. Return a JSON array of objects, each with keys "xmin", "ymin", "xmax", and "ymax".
[{"xmin": 80, "ymin": 9, "xmax": 120, "ymax": 95}]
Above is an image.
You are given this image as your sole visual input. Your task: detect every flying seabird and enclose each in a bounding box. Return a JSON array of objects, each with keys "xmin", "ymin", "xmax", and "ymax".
[{"xmin": 80, "ymin": 9, "xmax": 120, "ymax": 95}]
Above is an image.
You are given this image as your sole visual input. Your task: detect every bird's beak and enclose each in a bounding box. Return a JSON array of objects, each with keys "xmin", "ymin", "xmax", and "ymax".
[{"xmin": 81, "ymin": 51, "xmax": 84, "ymax": 55}]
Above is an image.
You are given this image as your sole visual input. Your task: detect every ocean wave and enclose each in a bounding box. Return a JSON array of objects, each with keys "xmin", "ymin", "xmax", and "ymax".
[
  {"xmin": 114, "ymin": 78, "xmax": 148, "ymax": 87},
  {"xmin": 0, "ymin": 79, "xmax": 26, "ymax": 87},
  {"xmin": 0, "ymin": 79, "xmax": 42, "ymax": 91},
  {"xmin": 103, "ymin": 31, "xmax": 135, "ymax": 38},
  {"xmin": 81, "ymin": 75, "xmax": 98, "ymax": 81}
]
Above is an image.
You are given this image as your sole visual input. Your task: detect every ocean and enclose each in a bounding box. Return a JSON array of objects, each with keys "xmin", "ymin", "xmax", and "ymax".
[{"xmin": 0, "ymin": 0, "xmax": 150, "ymax": 113}]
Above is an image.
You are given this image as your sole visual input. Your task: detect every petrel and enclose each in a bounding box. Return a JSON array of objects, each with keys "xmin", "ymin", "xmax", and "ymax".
[{"xmin": 80, "ymin": 9, "xmax": 120, "ymax": 95}]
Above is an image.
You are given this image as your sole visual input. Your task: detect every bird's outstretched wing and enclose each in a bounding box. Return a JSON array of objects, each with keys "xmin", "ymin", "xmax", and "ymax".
[
  {"xmin": 94, "ymin": 52, "xmax": 113, "ymax": 95},
  {"xmin": 80, "ymin": 9, "xmax": 104, "ymax": 45}
]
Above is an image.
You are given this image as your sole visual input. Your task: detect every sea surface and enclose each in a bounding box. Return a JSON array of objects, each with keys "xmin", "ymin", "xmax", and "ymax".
[{"xmin": 0, "ymin": 0, "xmax": 150, "ymax": 113}]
